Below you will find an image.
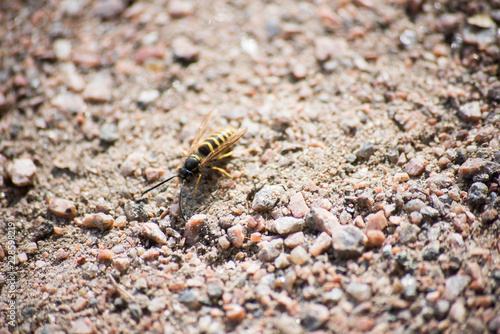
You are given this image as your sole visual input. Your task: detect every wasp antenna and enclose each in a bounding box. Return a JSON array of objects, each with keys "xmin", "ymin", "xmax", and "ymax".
[
  {"xmin": 179, "ymin": 180, "xmax": 187, "ymax": 222},
  {"xmin": 141, "ymin": 175, "xmax": 176, "ymax": 197}
]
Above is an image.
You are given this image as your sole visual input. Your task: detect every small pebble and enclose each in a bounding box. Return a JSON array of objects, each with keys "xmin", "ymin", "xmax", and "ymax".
[
  {"xmin": 218, "ymin": 235, "xmax": 230, "ymax": 249},
  {"xmin": 394, "ymin": 172, "xmax": 409, "ymax": 182},
  {"xmin": 73, "ymin": 297, "xmax": 88, "ymax": 312},
  {"xmin": 331, "ymin": 225, "xmax": 366, "ymax": 258},
  {"xmin": 366, "ymin": 230, "xmax": 385, "ymax": 248},
  {"xmin": 184, "ymin": 214, "xmax": 206, "ymax": 245},
  {"xmin": 124, "ymin": 202, "xmax": 149, "ymax": 222},
  {"xmin": 323, "ymin": 288, "xmax": 344, "ymax": 305},
  {"xmin": 141, "ymin": 223, "xmax": 168, "ymax": 244},
  {"xmin": 290, "ymin": 246, "xmax": 309, "ymax": 265},
  {"xmin": 443, "ymin": 274, "xmax": 471, "ymax": 301},
  {"xmin": 449, "ymin": 299, "xmax": 466, "ymax": 323},
  {"xmin": 346, "ymin": 282, "xmax": 372, "ymax": 302},
  {"xmin": 271, "ymin": 216, "xmax": 305, "ymax": 235},
  {"xmin": 26, "ymin": 242, "xmax": 37, "ymax": 254},
  {"xmin": 114, "ymin": 257, "xmax": 131, "ymax": 273},
  {"xmin": 468, "ymin": 182, "xmax": 488, "ymax": 207},
  {"xmin": 167, "ymin": 0, "xmax": 194, "ymax": 18},
  {"xmin": 138, "ymin": 89, "xmax": 160, "ymax": 105},
  {"xmin": 401, "ymin": 275, "xmax": 418, "ymax": 300},
  {"xmin": 80, "ymin": 213, "xmax": 114, "ymax": 231},
  {"xmin": 172, "ymin": 36, "xmax": 199, "ymax": 63},
  {"xmin": 83, "ymin": 72, "xmax": 113, "ymax": 102},
  {"xmin": 70, "ymin": 317, "xmax": 95, "ymax": 334},
  {"xmin": 148, "ymin": 296, "xmax": 168, "ymax": 313},
  {"xmin": 305, "ymin": 207, "xmax": 340, "ymax": 235},
  {"xmin": 252, "ymin": 185, "xmax": 284, "ymax": 212},
  {"xmin": 300, "ymin": 303, "xmax": 329, "ymax": 331},
  {"xmin": 404, "ymin": 199, "xmax": 426, "ymax": 213},
  {"xmin": 49, "ymin": 198, "xmax": 77, "ymax": 219},
  {"xmin": 292, "ymin": 63, "xmax": 307, "ymax": 79},
  {"xmin": 206, "ymin": 281, "xmax": 224, "ymax": 299},
  {"xmin": 100, "ymin": 123, "xmax": 120, "ymax": 144},
  {"xmin": 309, "ymin": 232, "xmax": 332, "ymax": 256},
  {"xmin": 404, "ymin": 158, "xmax": 427, "ymax": 176},
  {"xmin": 224, "ymin": 304, "xmax": 246, "ymax": 323},
  {"xmin": 274, "ymin": 252, "xmax": 290, "ymax": 269},
  {"xmin": 257, "ymin": 239, "xmax": 283, "ymax": 262},
  {"xmin": 61, "ymin": 63, "xmax": 85, "ymax": 92},
  {"xmin": 141, "ymin": 248, "xmax": 160, "ymax": 260},
  {"xmin": 288, "ymin": 192, "xmax": 309, "ymax": 218},
  {"xmin": 458, "ymin": 158, "xmax": 486, "ymax": 176},
  {"xmin": 55, "ymin": 248, "xmax": 69, "ymax": 261},
  {"xmin": 7, "ymin": 158, "xmax": 37, "ymax": 186},
  {"xmin": 274, "ymin": 315, "xmax": 304, "ymax": 334},
  {"xmin": 409, "ymin": 211, "xmax": 422, "ymax": 225},
  {"xmin": 97, "ymin": 249, "xmax": 114, "ymax": 261},
  {"xmin": 114, "ymin": 215, "xmax": 127, "ymax": 228},
  {"xmin": 18, "ymin": 253, "xmax": 28, "ymax": 263},
  {"xmin": 134, "ymin": 45, "xmax": 166, "ymax": 64},
  {"xmin": 481, "ymin": 208, "xmax": 498, "ymax": 224},
  {"xmin": 365, "ymin": 210, "xmax": 387, "ymax": 231},
  {"xmin": 398, "ymin": 224, "xmax": 420, "ymax": 244},
  {"xmin": 458, "ymin": 101, "xmax": 481, "ymax": 122},
  {"xmin": 422, "ymin": 241, "xmax": 440, "ymax": 261},
  {"xmin": 53, "ymin": 39, "xmax": 72, "ymax": 61},
  {"xmin": 227, "ymin": 224, "xmax": 245, "ymax": 248},
  {"xmin": 94, "ymin": 0, "xmax": 126, "ymax": 18},
  {"xmin": 435, "ymin": 299, "xmax": 450, "ymax": 319},
  {"xmin": 355, "ymin": 142, "xmax": 376, "ymax": 160},
  {"xmin": 284, "ymin": 231, "xmax": 305, "ymax": 248}
]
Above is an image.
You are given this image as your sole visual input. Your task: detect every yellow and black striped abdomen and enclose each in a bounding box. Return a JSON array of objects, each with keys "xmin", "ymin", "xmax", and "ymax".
[{"xmin": 197, "ymin": 128, "xmax": 235, "ymax": 157}]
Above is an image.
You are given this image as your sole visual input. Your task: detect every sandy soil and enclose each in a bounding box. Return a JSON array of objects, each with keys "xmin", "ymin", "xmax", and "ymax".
[{"xmin": 1, "ymin": 0, "xmax": 500, "ymax": 333}]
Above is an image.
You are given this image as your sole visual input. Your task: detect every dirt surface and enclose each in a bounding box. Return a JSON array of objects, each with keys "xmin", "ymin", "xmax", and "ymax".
[{"xmin": 1, "ymin": 0, "xmax": 500, "ymax": 333}]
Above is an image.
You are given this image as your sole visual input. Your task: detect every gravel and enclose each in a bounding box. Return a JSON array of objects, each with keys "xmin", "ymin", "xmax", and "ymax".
[{"xmin": 3, "ymin": 1, "xmax": 500, "ymax": 333}]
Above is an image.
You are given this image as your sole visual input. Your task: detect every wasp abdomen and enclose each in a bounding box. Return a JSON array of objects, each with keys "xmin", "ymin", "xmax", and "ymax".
[{"xmin": 198, "ymin": 128, "xmax": 235, "ymax": 157}]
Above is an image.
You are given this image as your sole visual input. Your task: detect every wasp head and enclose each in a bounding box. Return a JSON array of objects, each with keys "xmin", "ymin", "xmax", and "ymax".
[{"xmin": 178, "ymin": 167, "xmax": 194, "ymax": 180}]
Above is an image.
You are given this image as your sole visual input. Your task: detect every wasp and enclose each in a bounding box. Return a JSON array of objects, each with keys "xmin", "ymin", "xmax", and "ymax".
[{"xmin": 141, "ymin": 110, "xmax": 247, "ymax": 221}]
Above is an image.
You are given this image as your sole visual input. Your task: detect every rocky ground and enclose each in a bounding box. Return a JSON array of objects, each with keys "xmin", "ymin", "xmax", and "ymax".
[{"xmin": 1, "ymin": 0, "xmax": 500, "ymax": 333}]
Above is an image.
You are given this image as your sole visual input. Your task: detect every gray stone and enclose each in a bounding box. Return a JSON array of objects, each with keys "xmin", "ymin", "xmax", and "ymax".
[
  {"xmin": 346, "ymin": 282, "xmax": 371, "ymax": 302},
  {"xmin": 443, "ymin": 274, "xmax": 471, "ymax": 301},
  {"xmin": 257, "ymin": 239, "xmax": 283, "ymax": 262},
  {"xmin": 434, "ymin": 299, "xmax": 450, "ymax": 319},
  {"xmin": 124, "ymin": 202, "xmax": 149, "ymax": 222},
  {"xmin": 148, "ymin": 296, "xmax": 168, "ymax": 313},
  {"xmin": 398, "ymin": 224, "xmax": 420, "ymax": 244},
  {"xmin": 422, "ymin": 241, "xmax": 440, "ymax": 261},
  {"xmin": 323, "ymin": 288, "xmax": 344, "ymax": 305},
  {"xmin": 468, "ymin": 182, "xmax": 488, "ymax": 207},
  {"xmin": 421, "ymin": 206, "xmax": 439, "ymax": 219},
  {"xmin": 300, "ymin": 303, "xmax": 329, "ymax": 331},
  {"xmin": 355, "ymin": 142, "xmax": 376, "ymax": 160},
  {"xmin": 178, "ymin": 289, "xmax": 201, "ymax": 310},
  {"xmin": 271, "ymin": 217, "xmax": 305, "ymax": 235},
  {"xmin": 449, "ymin": 299, "xmax": 466, "ymax": 323},
  {"xmin": 401, "ymin": 275, "xmax": 418, "ymax": 300},
  {"xmin": 331, "ymin": 225, "xmax": 366, "ymax": 258},
  {"xmin": 252, "ymin": 185, "xmax": 284, "ymax": 212},
  {"xmin": 404, "ymin": 199, "xmax": 426, "ymax": 213},
  {"xmin": 100, "ymin": 123, "xmax": 120, "ymax": 143}
]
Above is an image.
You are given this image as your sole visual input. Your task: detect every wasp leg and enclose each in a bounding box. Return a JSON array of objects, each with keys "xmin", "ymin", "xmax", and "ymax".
[
  {"xmin": 193, "ymin": 173, "xmax": 202, "ymax": 197},
  {"xmin": 179, "ymin": 180, "xmax": 187, "ymax": 221},
  {"xmin": 216, "ymin": 151, "xmax": 233, "ymax": 160},
  {"xmin": 210, "ymin": 166, "xmax": 233, "ymax": 178}
]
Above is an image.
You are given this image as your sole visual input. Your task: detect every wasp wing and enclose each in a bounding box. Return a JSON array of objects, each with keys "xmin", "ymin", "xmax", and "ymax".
[
  {"xmin": 200, "ymin": 127, "xmax": 247, "ymax": 166},
  {"xmin": 187, "ymin": 110, "xmax": 217, "ymax": 157}
]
